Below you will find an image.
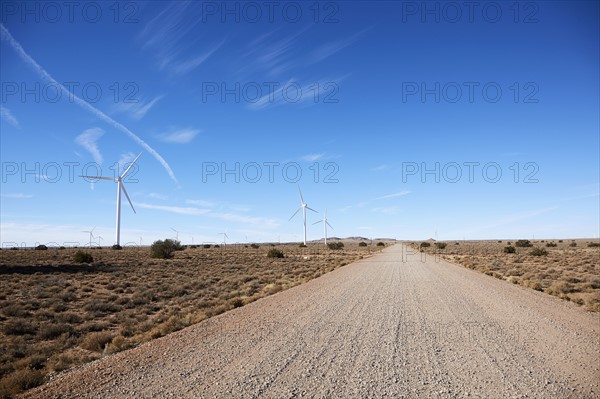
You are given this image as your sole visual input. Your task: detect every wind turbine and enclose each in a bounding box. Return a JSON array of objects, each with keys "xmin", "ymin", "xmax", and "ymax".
[
  {"xmin": 171, "ymin": 227, "xmax": 180, "ymax": 241},
  {"xmin": 96, "ymin": 235, "xmax": 104, "ymax": 247},
  {"xmin": 313, "ymin": 208, "xmax": 334, "ymax": 245},
  {"xmin": 80, "ymin": 153, "xmax": 141, "ymax": 246},
  {"xmin": 289, "ymin": 186, "xmax": 317, "ymax": 246},
  {"xmin": 82, "ymin": 226, "xmax": 96, "ymax": 248},
  {"xmin": 219, "ymin": 232, "xmax": 228, "ymax": 245}
]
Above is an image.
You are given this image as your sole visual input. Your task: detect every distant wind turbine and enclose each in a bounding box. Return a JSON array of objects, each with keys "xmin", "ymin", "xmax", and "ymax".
[
  {"xmin": 219, "ymin": 232, "xmax": 229, "ymax": 245},
  {"xmin": 313, "ymin": 208, "xmax": 334, "ymax": 245},
  {"xmin": 80, "ymin": 153, "xmax": 141, "ymax": 246},
  {"xmin": 82, "ymin": 226, "xmax": 96, "ymax": 248},
  {"xmin": 289, "ymin": 186, "xmax": 317, "ymax": 245},
  {"xmin": 96, "ymin": 235, "xmax": 104, "ymax": 247},
  {"xmin": 171, "ymin": 227, "xmax": 180, "ymax": 241}
]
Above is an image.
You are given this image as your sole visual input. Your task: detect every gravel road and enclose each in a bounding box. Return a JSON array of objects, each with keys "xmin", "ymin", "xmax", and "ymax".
[{"xmin": 22, "ymin": 244, "xmax": 600, "ymax": 398}]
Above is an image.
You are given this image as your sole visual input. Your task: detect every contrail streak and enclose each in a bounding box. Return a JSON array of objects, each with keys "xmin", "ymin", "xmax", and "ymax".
[{"xmin": 0, "ymin": 24, "xmax": 178, "ymax": 184}]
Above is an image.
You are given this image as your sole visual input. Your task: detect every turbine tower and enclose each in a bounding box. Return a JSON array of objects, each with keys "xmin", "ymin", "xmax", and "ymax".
[
  {"xmin": 313, "ymin": 208, "xmax": 334, "ymax": 245},
  {"xmin": 82, "ymin": 226, "xmax": 96, "ymax": 248},
  {"xmin": 219, "ymin": 232, "xmax": 228, "ymax": 245},
  {"xmin": 80, "ymin": 153, "xmax": 141, "ymax": 246},
  {"xmin": 289, "ymin": 186, "xmax": 317, "ymax": 245},
  {"xmin": 171, "ymin": 228, "xmax": 180, "ymax": 241}
]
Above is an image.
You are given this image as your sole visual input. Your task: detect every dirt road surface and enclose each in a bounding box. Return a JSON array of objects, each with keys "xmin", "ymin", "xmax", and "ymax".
[{"xmin": 22, "ymin": 244, "xmax": 600, "ymax": 398}]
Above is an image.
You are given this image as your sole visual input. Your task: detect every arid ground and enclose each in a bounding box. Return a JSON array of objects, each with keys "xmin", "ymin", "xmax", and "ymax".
[
  {"xmin": 14, "ymin": 243, "xmax": 600, "ymax": 399},
  {"xmin": 412, "ymin": 238, "xmax": 600, "ymax": 311},
  {"xmin": 0, "ymin": 242, "xmax": 381, "ymax": 398}
]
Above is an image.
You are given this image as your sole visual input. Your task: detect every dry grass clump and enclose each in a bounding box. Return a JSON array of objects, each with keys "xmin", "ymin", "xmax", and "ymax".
[
  {"xmin": 414, "ymin": 239, "xmax": 599, "ymax": 311},
  {"xmin": 0, "ymin": 242, "xmax": 374, "ymax": 397}
]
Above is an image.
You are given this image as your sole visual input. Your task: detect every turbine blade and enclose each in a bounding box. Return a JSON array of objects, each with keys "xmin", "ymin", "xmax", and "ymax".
[
  {"xmin": 306, "ymin": 206, "xmax": 318, "ymax": 213},
  {"xmin": 120, "ymin": 183, "xmax": 136, "ymax": 214},
  {"xmin": 297, "ymin": 185, "xmax": 304, "ymax": 204},
  {"xmin": 121, "ymin": 152, "xmax": 142, "ymax": 178},
  {"xmin": 288, "ymin": 207, "xmax": 302, "ymax": 221},
  {"xmin": 80, "ymin": 175, "xmax": 116, "ymax": 181},
  {"xmin": 312, "ymin": 220, "xmax": 323, "ymax": 225},
  {"xmin": 326, "ymin": 221, "xmax": 334, "ymax": 229}
]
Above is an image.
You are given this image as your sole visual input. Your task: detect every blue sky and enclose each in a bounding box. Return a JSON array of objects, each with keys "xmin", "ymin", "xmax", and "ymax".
[{"xmin": 1, "ymin": 1, "xmax": 598, "ymax": 246}]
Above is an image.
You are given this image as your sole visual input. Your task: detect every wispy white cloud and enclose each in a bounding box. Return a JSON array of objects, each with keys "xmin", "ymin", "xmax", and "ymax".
[
  {"xmin": 0, "ymin": 106, "xmax": 20, "ymax": 128},
  {"xmin": 1, "ymin": 193, "xmax": 33, "ymax": 199},
  {"xmin": 158, "ymin": 128, "xmax": 201, "ymax": 144},
  {"xmin": 371, "ymin": 164, "xmax": 389, "ymax": 172},
  {"xmin": 248, "ymin": 75, "xmax": 350, "ymax": 110},
  {"xmin": 148, "ymin": 192, "xmax": 168, "ymax": 200},
  {"xmin": 1, "ymin": 24, "xmax": 178, "ymax": 183},
  {"xmin": 371, "ymin": 206, "xmax": 400, "ymax": 215},
  {"xmin": 301, "ymin": 153, "xmax": 325, "ymax": 162},
  {"xmin": 312, "ymin": 28, "xmax": 368, "ymax": 63},
  {"xmin": 137, "ymin": 2, "xmax": 224, "ymax": 75},
  {"xmin": 186, "ymin": 199, "xmax": 216, "ymax": 208},
  {"xmin": 374, "ymin": 191, "xmax": 411, "ymax": 200},
  {"xmin": 172, "ymin": 40, "xmax": 225, "ymax": 75},
  {"xmin": 138, "ymin": 202, "xmax": 211, "ymax": 216},
  {"xmin": 113, "ymin": 96, "xmax": 163, "ymax": 120},
  {"xmin": 117, "ymin": 152, "xmax": 137, "ymax": 169},
  {"xmin": 75, "ymin": 128, "xmax": 104, "ymax": 164},
  {"xmin": 139, "ymin": 201, "xmax": 279, "ymax": 228},
  {"xmin": 239, "ymin": 28, "xmax": 308, "ymax": 77}
]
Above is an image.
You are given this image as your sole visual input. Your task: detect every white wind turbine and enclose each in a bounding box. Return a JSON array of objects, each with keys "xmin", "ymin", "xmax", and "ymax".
[
  {"xmin": 313, "ymin": 208, "xmax": 334, "ymax": 245},
  {"xmin": 219, "ymin": 232, "xmax": 229, "ymax": 245},
  {"xmin": 170, "ymin": 227, "xmax": 180, "ymax": 241},
  {"xmin": 289, "ymin": 186, "xmax": 317, "ymax": 246},
  {"xmin": 82, "ymin": 226, "xmax": 96, "ymax": 248},
  {"xmin": 80, "ymin": 153, "xmax": 141, "ymax": 247}
]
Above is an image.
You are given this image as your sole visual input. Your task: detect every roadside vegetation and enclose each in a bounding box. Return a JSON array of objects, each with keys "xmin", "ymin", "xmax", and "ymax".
[
  {"xmin": 0, "ymin": 242, "xmax": 376, "ymax": 398},
  {"xmin": 413, "ymin": 239, "xmax": 600, "ymax": 312}
]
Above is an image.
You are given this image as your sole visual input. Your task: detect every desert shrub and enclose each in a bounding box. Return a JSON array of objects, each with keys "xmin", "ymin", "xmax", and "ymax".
[
  {"xmin": 203, "ymin": 244, "xmax": 211, "ymax": 248},
  {"xmin": 267, "ymin": 248, "xmax": 284, "ymax": 258},
  {"xmin": 587, "ymin": 242, "xmax": 600, "ymax": 248},
  {"xmin": 189, "ymin": 245, "xmax": 198, "ymax": 249},
  {"xmin": 503, "ymin": 246, "xmax": 516, "ymax": 254},
  {"xmin": 546, "ymin": 242, "xmax": 557, "ymax": 247},
  {"xmin": 73, "ymin": 250, "xmax": 93, "ymax": 263},
  {"xmin": 230, "ymin": 298, "xmax": 244, "ymax": 308},
  {"xmin": 434, "ymin": 242, "xmax": 447, "ymax": 249},
  {"xmin": 327, "ymin": 242, "xmax": 344, "ymax": 250},
  {"xmin": 0, "ymin": 368, "xmax": 44, "ymax": 396},
  {"xmin": 358, "ymin": 242, "xmax": 368, "ymax": 247},
  {"xmin": 104, "ymin": 335, "xmax": 131, "ymax": 354},
  {"xmin": 3, "ymin": 319, "xmax": 36, "ymax": 336},
  {"xmin": 569, "ymin": 242, "xmax": 577, "ymax": 247},
  {"xmin": 34, "ymin": 245, "xmax": 47, "ymax": 251},
  {"xmin": 39, "ymin": 322, "xmax": 73, "ymax": 339},
  {"xmin": 111, "ymin": 244, "xmax": 122, "ymax": 250},
  {"xmin": 377, "ymin": 242, "xmax": 385, "ymax": 247},
  {"xmin": 558, "ymin": 240, "xmax": 563, "ymax": 243},
  {"xmin": 150, "ymin": 239, "xmax": 183, "ymax": 259},
  {"xmin": 298, "ymin": 244, "xmax": 307, "ymax": 248},
  {"xmin": 250, "ymin": 243, "xmax": 260, "ymax": 249},
  {"xmin": 515, "ymin": 240, "xmax": 532, "ymax": 248},
  {"xmin": 2, "ymin": 304, "xmax": 28, "ymax": 318},
  {"xmin": 80, "ymin": 331, "xmax": 113, "ymax": 352},
  {"xmin": 529, "ymin": 247, "xmax": 548, "ymax": 256},
  {"xmin": 83, "ymin": 301, "xmax": 118, "ymax": 314},
  {"xmin": 420, "ymin": 242, "xmax": 431, "ymax": 248}
]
